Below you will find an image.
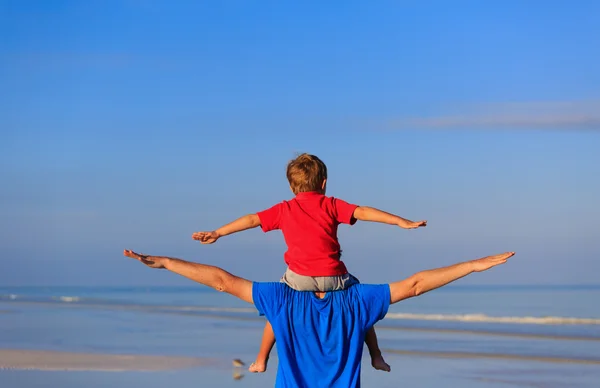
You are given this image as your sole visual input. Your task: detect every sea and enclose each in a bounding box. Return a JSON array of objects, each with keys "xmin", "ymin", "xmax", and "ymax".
[{"xmin": 1, "ymin": 285, "xmax": 599, "ymax": 387}]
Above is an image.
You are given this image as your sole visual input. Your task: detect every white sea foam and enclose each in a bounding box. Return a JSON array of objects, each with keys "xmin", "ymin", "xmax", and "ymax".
[
  {"xmin": 172, "ymin": 306, "xmax": 256, "ymax": 313},
  {"xmin": 384, "ymin": 312, "xmax": 600, "ymax": 325},
  {"xmin": 57, "ymin": 296, "xmax": 80, "ymax": 303},
  {"xmin": 4, "ymin": 293, "xmax": 597, "ymax": 326}
]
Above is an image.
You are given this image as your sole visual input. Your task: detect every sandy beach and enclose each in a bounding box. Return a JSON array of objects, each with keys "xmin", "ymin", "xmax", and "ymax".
[
  {"xmin": 0, "ymin": 349, "xmax": 211, "ymax": 372},
  {"xmin": 2, "ymin": 286, "xmax": 599, "ymax": 387}
]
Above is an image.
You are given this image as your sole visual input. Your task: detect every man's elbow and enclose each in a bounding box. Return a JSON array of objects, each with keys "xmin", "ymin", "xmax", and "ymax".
[
  {"xmin": 213, "ymin": 271, "xmax": 237, "ymax": 294},
  {"xmin": 207, "ymin": 269, "xmax": 230, "ymax": 293},
  {"xmin": 214, "ymin": 278, "xmax": 230, "ymax": 293},
  {"xmin": 408, "ymin": 273, "xmax": 426, "ymax": 298}
]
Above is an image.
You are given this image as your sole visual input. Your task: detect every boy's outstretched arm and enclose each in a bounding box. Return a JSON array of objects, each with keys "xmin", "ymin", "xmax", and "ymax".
[
  {"xmin": 192, "ymin": 214, "xmax": 261, "ymax": 244},
  {"xmin": 353, "ymin": 206, "xmax": 427, "ymax": 229}
]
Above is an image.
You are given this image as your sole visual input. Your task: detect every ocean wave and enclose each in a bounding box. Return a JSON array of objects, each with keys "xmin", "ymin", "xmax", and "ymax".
[
  {"xmin": 3, "ymin": 293, "xmax": 598, "ymax": 326},
  {"xmin": 385, "ymin": 313, "xmax": 600, "ymax": 325},
  {"xmin": 167, "ymin": 306, "xmax": 256, "ymax": 313},
  {"xmin": 2, "ymin": 294, "xmax": 83, "ymax": 303},
  {"xmin": 0, "ymin": 294, "xmax": 255, "ymax": 313},
  {"xmin": 56, "ymin": 296, "xmax": 80, "ymax": 303}
]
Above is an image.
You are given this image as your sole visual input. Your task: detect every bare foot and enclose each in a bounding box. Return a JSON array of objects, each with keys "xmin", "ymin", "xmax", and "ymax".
[
  {"xmin": 371, "ymin": 354, "xmax": 391, "ymax": 372},
  {"xmin": 248, "ymin": 361, "xmax": 267, "ymax": 373}
]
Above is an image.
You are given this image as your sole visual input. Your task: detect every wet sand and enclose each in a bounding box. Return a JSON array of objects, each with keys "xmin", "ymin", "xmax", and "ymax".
[
  {"xmin": 0, "ymin": 349, "xmax": 211, "ymax": 371},
  {"xmin": 383, "ymin": 348, "xmax": 600, "ymax": 365}
]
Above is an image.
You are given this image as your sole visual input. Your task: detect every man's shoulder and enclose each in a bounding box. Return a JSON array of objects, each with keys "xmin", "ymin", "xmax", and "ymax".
[
  {"xmin": 347, "ymin": 284, "xmax": 390, "ymax": 302},
  {"xmin": 253, "ymin": 281, "xmax": 289, "ymax": 293},
  {"xmin": 252, "ymin": 282, "xmax": 294, "ymax": 318},
  {"xmin": 253, "ymin": 282, "xmax": 301, "ymax": 300},
  {"xmin": 345, "ymin": 284, "xmax": 391, "ymax": 327},
  {"xmin": 349, "ymin": 283, "xmax": 389, "ymax": 293}
]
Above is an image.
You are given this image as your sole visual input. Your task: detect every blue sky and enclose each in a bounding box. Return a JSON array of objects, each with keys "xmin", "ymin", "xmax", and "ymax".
[{"xmin": 1, "ymin": 0, "xmax": 599, "ymax": 286}]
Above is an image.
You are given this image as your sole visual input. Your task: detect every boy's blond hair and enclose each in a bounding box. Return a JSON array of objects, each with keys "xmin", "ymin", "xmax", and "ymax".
[{"xmin": 286, "ymin": 153, "xmax": 328, "ymax": 195}]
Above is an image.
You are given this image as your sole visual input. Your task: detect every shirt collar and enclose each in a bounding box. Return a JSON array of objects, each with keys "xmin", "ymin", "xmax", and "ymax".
[{"xmin": 295, "ymin": 191, "xmax": 323, "ymax": 199}]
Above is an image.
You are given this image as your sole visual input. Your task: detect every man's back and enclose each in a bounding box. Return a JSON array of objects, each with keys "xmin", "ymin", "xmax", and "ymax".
[{"xmin": 252, "ymin": 283, "xmax": 390, "ymax": 388}]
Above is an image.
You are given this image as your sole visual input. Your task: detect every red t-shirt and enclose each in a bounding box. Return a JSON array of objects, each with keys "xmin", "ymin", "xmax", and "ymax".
[{"xmin": 256, "ymin": 191, "xmax": 358, "ymax": 276}]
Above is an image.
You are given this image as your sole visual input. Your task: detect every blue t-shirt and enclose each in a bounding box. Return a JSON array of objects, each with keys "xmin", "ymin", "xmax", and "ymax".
[{"xmin": 252, "ymin": 282, "xmax": 390, "ymax": 388}]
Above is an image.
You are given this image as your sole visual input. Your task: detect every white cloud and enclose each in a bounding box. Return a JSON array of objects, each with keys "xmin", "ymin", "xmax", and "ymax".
[{"xmin": 386, "ymin": 100, "xmax": 600, "ymax": 130}]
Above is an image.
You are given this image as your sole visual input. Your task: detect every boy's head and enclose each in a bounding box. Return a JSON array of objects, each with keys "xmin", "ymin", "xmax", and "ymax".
[{"xmin": 286, "ymin": 153, "xmax": 328, "ymax": 195}]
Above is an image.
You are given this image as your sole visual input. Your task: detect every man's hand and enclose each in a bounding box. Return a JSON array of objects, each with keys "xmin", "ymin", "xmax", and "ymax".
[
  {"xmin": 192, "ymin": 231, "xmax": 221, "ymax": 244},
  {"xmin": 400, "ymin": 220, "xmax": 427, "ymax": 229},
  {"xmin": 470, "ymin": 252, "xmax": 515, "ymax": 272},
  {"xmin": 124, "ymin": 249, "xmax": 168, "ymax": 269}
]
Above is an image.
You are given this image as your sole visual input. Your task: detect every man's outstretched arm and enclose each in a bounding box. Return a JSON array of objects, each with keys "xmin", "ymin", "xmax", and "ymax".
[
  {"xmin": 389, "ymin": 252, "xmax": 515, "ymax": 304},
  {"xmin": 123, "ymin": 250, "xmax": 253, "ymax": 304}
]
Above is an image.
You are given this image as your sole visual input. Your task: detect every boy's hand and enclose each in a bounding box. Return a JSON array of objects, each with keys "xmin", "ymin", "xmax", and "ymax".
[
  {"xmin": 400, "ymin": 220, "xmax": 427, "ymax": 229},
  {"xmin": 192, "ymin": 231, "xmax": 221, "ymax": 244}
]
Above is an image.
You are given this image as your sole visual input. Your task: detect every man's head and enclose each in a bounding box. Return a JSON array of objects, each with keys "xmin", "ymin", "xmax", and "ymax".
[{"xmin": 286, "ymin": 153, "xmax": 328, "ymax": 195}]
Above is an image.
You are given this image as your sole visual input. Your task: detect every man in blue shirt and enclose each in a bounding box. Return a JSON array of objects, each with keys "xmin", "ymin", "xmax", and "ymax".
[{"xmin": 124, "ymin": 249, "xmax": 515, "ymax": 387}]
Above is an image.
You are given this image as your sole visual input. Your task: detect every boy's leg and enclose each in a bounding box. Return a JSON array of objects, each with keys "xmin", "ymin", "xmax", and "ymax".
[
  {"xmin": 365, "ymin": 326, "xmax": 391, "ymax": 372},
  {"xmin": 249, "ymin": 320, "xmax": 276, "ymax": 373}
]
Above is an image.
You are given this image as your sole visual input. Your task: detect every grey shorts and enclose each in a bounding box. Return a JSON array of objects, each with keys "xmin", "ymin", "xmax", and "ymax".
[{"xmin": 280, "ymin": 267, "xmax": 360, "ymax": 292}]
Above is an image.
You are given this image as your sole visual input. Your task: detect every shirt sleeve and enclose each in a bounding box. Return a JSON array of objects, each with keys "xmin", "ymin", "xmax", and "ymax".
[
  {"xmin": 356, "ymin": 284, "xmax": 391, "ymax": 330},
  {"xmin": 332, "ymin": 197, "xmax": 359, "ymax": 225},
  {"xmin": 256, "ymin": 203, "xmax": 283, "ymax": 232},
  {"xmin": 252, "ymin": 282, "xmax": 285, "ymax": 319}
]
